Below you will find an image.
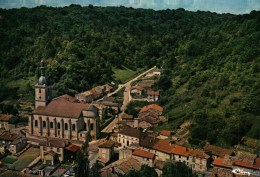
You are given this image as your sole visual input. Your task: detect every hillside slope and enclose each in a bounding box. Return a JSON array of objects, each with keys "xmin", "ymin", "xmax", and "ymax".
[{"xmin": 0, "ymin": 6, "xmax": 259, "ymax": 147}]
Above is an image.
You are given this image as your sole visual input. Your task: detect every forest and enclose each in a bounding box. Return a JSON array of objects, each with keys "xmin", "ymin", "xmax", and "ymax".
[{"xmin": 0, "ymin": 5, "xmax": 259, "ymax": 147}]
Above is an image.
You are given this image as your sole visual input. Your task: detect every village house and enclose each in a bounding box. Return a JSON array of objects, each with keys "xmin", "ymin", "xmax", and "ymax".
[
  {"xmin": 203, "ymin": 143, "xmax": 234, "ymax": 159},
  {"xmin": 147, "ymin": 91, "xmax": 160, "ymax": 102},
  {"xmin": 213, "ymin": 155, "xmax": 233, "ymax": 170},
  {"xmin": 117, "ymin": 127, "xmax": 144, "ymax": 148},
  {"xmin": 75, "ymin": 90, "xmax": 94, "ymax": 103},
  {"xmin": 98, "ymin": 140, "xmax": 115, "ymax": 165},
  {"xmin": 188, "ymin": 149, "xmax": 210, "ymax": 172},
  {"xmin": 39, "ymin": 139, "xmax": 68, "ymax": 165},
  {"xmin": 153, "ymin": 69, "xmax": 161, "ymax": 76},
  {"xmin": 64, "ymin": 144, "xmax": 81, "ymax": 162},
  {"xmin": 132, "ymin": 148, "xmax": 155, "ymax": 167},
  {"xmin": 100, "ymin": 157, "xmax": 141, "ymax": 176},
  {"xmin": 0, "ymin": 130, "xmax": 27, "ymax": 154},
  {"xmin": 232, "ymin": 151, "xmax": 260, "ymax": 176},
  {"xmin": 130, "ymin": 85, "xmax": 144, "ymax": 96},
  {"xmin": 138, "ymin": 110, "xmax": 160, "ymax": 130},
  {"xmin": 140, "ymin": 135, "xmax": 159, "ymax": 152},
  {"xmin": 76, "ymin": 83, "xmax": 114, "ymax": 103},
  {"xmin": 139, "ymin": 104, "xmax": 163, "ymax": 116},
  {"xmin": 0, "ymin": 114, "xmax": 16, "ymax": 130},
  {"xmin": 138, "ymin": 104, "xmax": 163, "ymax": 129},
  {"xmin": 158, "ymin": 130, "xmax": 172, "ymax": 139}
]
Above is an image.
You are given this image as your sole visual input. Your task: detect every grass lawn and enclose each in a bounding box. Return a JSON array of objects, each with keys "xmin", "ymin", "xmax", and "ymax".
[
  {"xmin": 113, "ymin": 66, "xmax": 141, "ymax": 83},
  {"xmin": 1, "ymin": 155, "xmax": 17, "ymax": 164},
  {"xmin": 6, "ymin": 76, "xmax": 35, "ymax": 94},
  {"xmin": 10, "ymin": 147, "xmax": 39, "ymax": 171}
]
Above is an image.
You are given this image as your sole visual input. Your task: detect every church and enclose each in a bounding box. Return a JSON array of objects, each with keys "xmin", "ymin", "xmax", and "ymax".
[{"xmin": 27, "ymin": 61, "xmax": 100, "ymax": 162}]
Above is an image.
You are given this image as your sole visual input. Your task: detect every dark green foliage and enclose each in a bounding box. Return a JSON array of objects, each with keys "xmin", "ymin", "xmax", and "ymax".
[
  {"xmin": 124, "ymin": 165, "xmax": 158, "ymax": 177},
  {"xmin": 0, "ymin": 103, "xmax": 19, "ymax": 115},
  {"xmin": 0, "ymin": 6, "xmax": 259, "ymax": 145},
  {"xmin": 125, "ymin": 101, "xmax": 149, "ymax": 117},
  {"xmin": 162, "ymin": 162, "xmax": 197, "ymax": 177}
]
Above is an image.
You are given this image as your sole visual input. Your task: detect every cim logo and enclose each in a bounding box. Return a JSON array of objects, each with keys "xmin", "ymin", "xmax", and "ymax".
[{"xmin": 232, "ymin": 168, "xmax": 251, "ymax": 176}]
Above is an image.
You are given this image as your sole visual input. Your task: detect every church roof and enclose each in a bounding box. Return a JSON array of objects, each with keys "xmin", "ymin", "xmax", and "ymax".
[{"xmin": 33, "ymin": 97, "xmax": 90, "ymax": 118}]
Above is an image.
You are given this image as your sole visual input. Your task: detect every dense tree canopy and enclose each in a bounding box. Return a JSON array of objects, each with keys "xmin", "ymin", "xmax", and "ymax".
[{"xmin": 0, "ymin": 6, "xmax": 259, "ymax": 146}]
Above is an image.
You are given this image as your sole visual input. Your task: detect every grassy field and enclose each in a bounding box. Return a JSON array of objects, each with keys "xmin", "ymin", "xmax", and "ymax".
[
  {"xmin": 10, "ymin": 147, "xmax": 40, "ymax": 171},
  {"xmin": 1, "ymin": 155, "xmax": 17, "ymax": 164},
  {"xmin": 113, "ymin": 66, "xmax": 142, "ymax": 83}
]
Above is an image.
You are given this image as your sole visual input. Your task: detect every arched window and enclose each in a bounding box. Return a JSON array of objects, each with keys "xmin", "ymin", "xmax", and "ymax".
[
  {"xmin": 57, "ymin": 123, "xmax": 60, "ymax": 129},
  {"xmin": 65, "ymin": 123, "xmax": 68, "ymax": 130},
  {"xmin": 72, "ymin": 124, "xmax": 76, "ymax": 131},
  {"xmin": 50, "ymin": 122, "xmax": 53, "ymax": 129},
  {"xmin": 35, "ymin": 120, "xmax": 38, "ymax": 127},
  {"xmin": 39, "ymin": 88, "xmax": 41, "ymax": 93},
  {"xmin": 43, "ymin": 121, "xmax": 46, "ymax": 128}
]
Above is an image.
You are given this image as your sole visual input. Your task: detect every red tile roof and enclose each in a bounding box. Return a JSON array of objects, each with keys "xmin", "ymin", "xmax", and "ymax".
[
  {"xmin": 203, "ymin": 143, "xmax": 233, "ymax": 157},
  {"xmin": 118, "ymin": 127, "xmax": 144, "ymax": 138},
  {"xmin": 116, "ymin": 157, "xmax": 141, "ymax": 173},
  {"xmin": 121, "ymin": 113, "xmax": 133, "ymax": 119},
  {"xmin": 213, "ymin": 157, "xmax": 233, "ymax": 169},
  {"xmin": 152, "ymin": 139, "xmax": 192, "ymax": 157},
  {"xmin": 233, "ymin": 158, "xmax": 260, "ymax": 170},
  {"xmin": 0, "ymin": 114, "xmax": 14, "ymax": 122},
  {"xmin": 152, "ymin": 139, "xmax": 175, "ymax": 154},
  {"xmin": 0, "ymin": 131, "xmax": 20, "ymax": 141},
  {"xmin": 100, "ymin": 157, "xmax": 141, "ymax": 174},
  {"xmin": 139, "ymin": 116, "xmax": 160, "ymax": 125},
  {"xmin": 59, "ymin": 94, "xmax": 78, "ymax": 103},
  {"xmin": 132, "ymin": 148, "xmax": 155, "ymax": 159},
  {"xmin": 139, "ymin": 110, "xmax": 158, "ymax": 119},
  {"xmin": 147, "ymin": 91, "xmax": 159, "ymax": 96},
  {"xmin": 65, "ymin": 144, "xmax": 80, "ymax": 152},
  {"xmin": 40, "ymin": 138, "xmax": 68, "ymax": 148},
  {"xmin": 98, "ymin": 140, "xmax": 115, "ymax": 148},
  {"xmin": 160, "ymin": 130, "xmax": 171, "ymax": 137},
  {"xmin": 171, "ymin": 145, "xmax": 192, "ymax": 157},
  {"xmin": 140, "ymin": 104, "xmax": 163, "ymax": 114},
  {"xmin": 189, "ymin": 149, "xmax": 210, "ymax": 159},
  {"xmin": 131, "ymin": 85, "xmax": 144, "ymax": 91},
  {"xmin": 33, "ymin": 98, "xmax": 89, "ymax": 118}
]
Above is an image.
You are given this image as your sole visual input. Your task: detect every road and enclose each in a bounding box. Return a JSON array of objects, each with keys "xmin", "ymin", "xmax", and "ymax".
[
  {"xmin": 107, "ymin": 66, "xmax": 156, "ymax": 97},
  {"xmin": 101, "ymin": 66, "xmax": 156, "ymax": 133}
]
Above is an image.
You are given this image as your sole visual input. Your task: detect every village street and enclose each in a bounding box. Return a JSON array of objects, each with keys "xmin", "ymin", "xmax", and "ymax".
[{"xmin": 101, "ymin": 66, "xmax": 156, "ymax": 133}]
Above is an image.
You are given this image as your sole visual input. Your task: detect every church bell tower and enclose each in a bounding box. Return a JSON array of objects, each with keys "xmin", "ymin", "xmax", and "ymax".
[{"xmin": 35, "ymin": 60, "xmax": 51, "ymax": 108}]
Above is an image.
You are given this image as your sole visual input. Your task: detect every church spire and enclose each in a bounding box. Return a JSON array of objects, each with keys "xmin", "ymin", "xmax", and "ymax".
[{"xmin": 40, "ymin": 60, "xmax": 45, "ymax": 76}]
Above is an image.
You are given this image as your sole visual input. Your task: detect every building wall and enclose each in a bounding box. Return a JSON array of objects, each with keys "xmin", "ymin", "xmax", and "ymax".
[
  {"xmin": 132, "ymin": 155, "xmax": 154, "ymax": 167},
  {"xmin": 117, "ymin": 134, "xmax": 139, "ymax": 148},
  {"xmin": 174, "ymin": 154, "xmax": 189, "ymax": 165},
  {"xmin": 139, "ymin": 121, "xmax": 152, "ymax": 129},
  {"xmin": 9, "ymin": 138, "xmax": 27, "ymax": 154},
  {"xmin": 76, "ymin": 93, "xmax": 93, "ymax": 103},
  {"xmin": 40, "ymin": 145, "xmax": 64, "ymax": 162},
  {"xmin": 35, "ymin": 86, "xmax": 50, "ymax": 108},
  {"xmin": 189, "ymin": 156, "xmax": 208, "ymax": 172},
  {"xmin": 152, "ymin": 150, "xmax": 171, "ymax": 161},
  {"xmin": 131, "ymin": 89, "xmax": 142, "ymax": 95},
  {"xmin": 147, "ymin": 95, "xmax": 159, "ymax": 102},
  {"xmin": 29, "ymin": 114, "xmax": 81, "ymax": 141},
  {"xmin": 98, "ymin": 147, "xmax": 113, "ymax": 162},
  {"xmin": 0, "ymin": 122, "xmax": 9, "ymax": 130},
  {"xmin": 119, "ymin": 148, "xmax": 132, "ymax": 160},
  {"xmin": 29, "ymin": 112, "xmax": 99, "ymax": 141},
  {"xmin": 84, "ymin": 117, "xmax": 99, "ymax": 140}
]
